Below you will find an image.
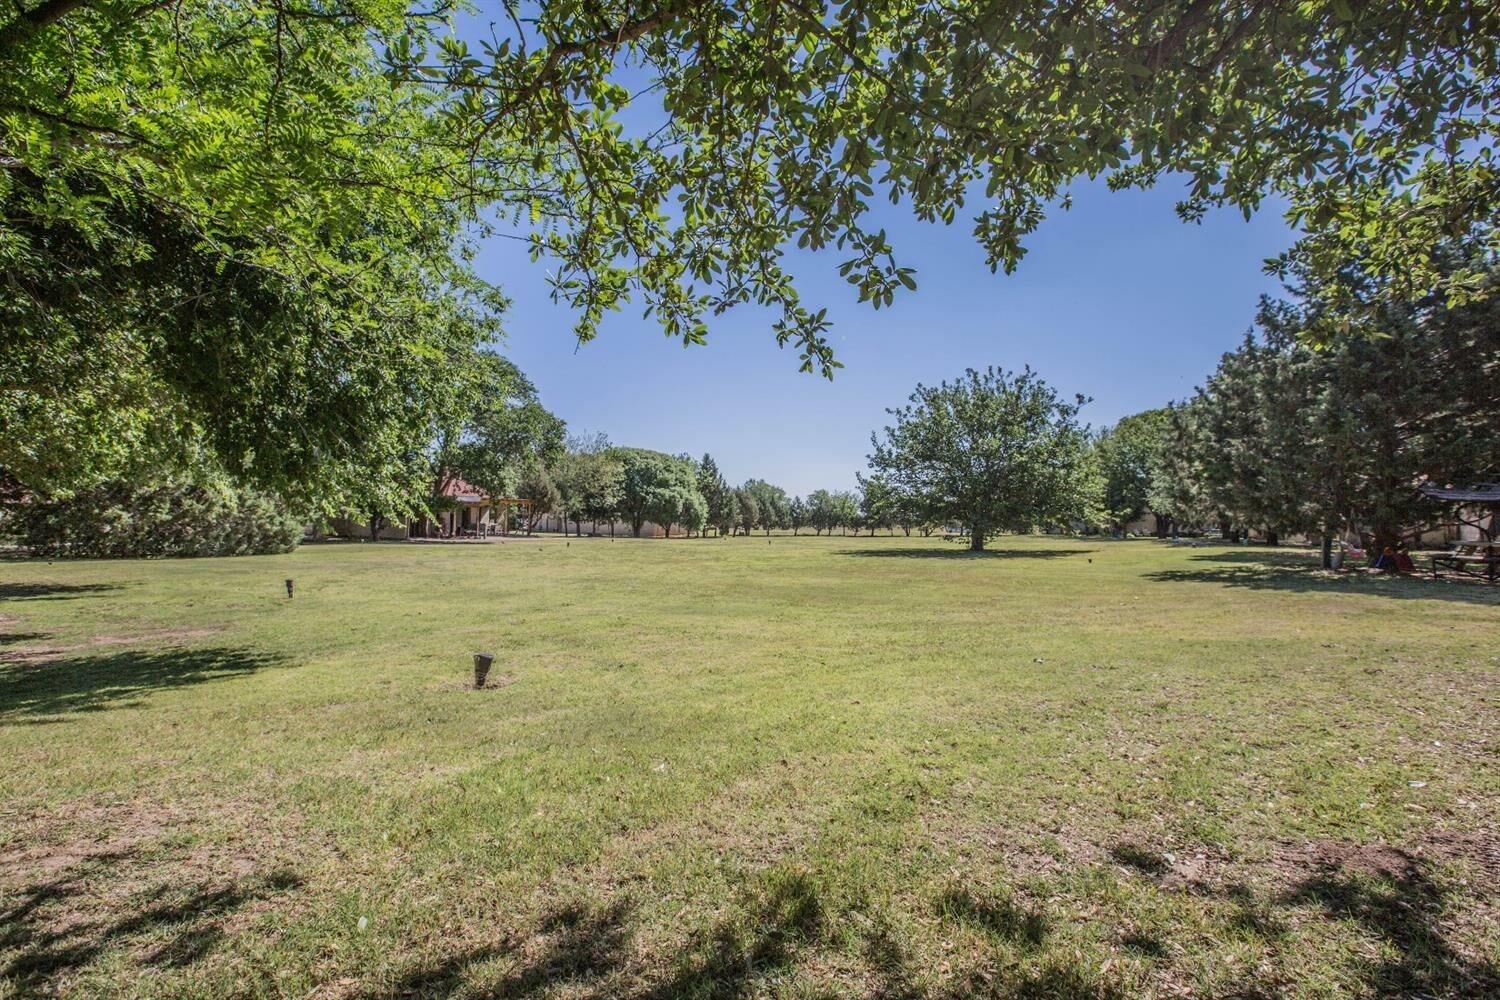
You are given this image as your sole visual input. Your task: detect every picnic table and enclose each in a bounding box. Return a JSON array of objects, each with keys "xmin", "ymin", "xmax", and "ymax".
[{"xmin": 1431, "ymin": 540, "xmax": 1500, "ymax": 582}]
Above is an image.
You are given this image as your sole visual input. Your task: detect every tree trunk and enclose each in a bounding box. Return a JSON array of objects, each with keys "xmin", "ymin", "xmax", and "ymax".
[
  {"xmin": 1321, "ymin": 532, "xmax": 1333, "ymax": 569},
  {"xmin": 969, "ymin": 527, "xmax": 985, "ymax": 552},
  {"xmin": 1265, "ymin": 530, "xmax": 1279, "ymax": 547}
]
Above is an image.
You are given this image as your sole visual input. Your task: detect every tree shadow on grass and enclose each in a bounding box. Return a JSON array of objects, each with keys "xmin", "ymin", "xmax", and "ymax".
[
  {"xmin": 838, "ymin": 547, "xmax": 1097, "ymax": 560},
  {"xmin": 0, "ymin": 582, "xmax": 120, "ymax": 600},
  {"xmin": 0, "ymin": 631, "xmax": 51, "ymax": 646},
  {"xmin": 0, "ymin": 645, "xmax": 285, "ymax": 720},
  {"xmin": 862, "ymin": 911, "xmax": 1122, "ymax": 1000},
  {"xmin": 1108, "ymin": 842, "xmax": 1171, "ymax": 878},
  {"xmin": 1144, "ymin": 550, "xmax": 1499, "ymax": 606},
  {"xmin": 362, "ymin": 899, "xmax": 636, "ymax": 999},
  {"xmin": 360, "ymin": 870, "xmax": 825, "ymax": 999},
  {"xmin": 644, "ymin": 868, "xmax": 823, "ymax": 999},
  {"xmin": 1279, "ymin": 848, "xmax": 1500, "ymax": 998},
  {"xmin": 935, "ymin": 886, "xmax": 1047, "ymax": 948},
  {"xmin": 0, "ymin": 849, "xmax": 300, "ymax": 990},
  {"xmin": 1101, "ymin": 836, "xmax": 1495, "ymax": 997}
]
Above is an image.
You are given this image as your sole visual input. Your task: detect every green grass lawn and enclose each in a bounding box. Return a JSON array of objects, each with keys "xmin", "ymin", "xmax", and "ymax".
[{"xmin": 1, "ymin": 535, "xmax": 1496, "ymax": 998}]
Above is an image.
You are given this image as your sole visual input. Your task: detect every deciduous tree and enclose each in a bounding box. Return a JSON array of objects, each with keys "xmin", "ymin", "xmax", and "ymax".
[
  {"xmin": 857, "ymin": 473, "xmax": 897, "ymax": 535},
  {"xmin": 870, "ymin": 367, "xmax": 1099, "ymax": 551},
  {"xmin": 1094, "ymin": 409, "xmax": 1173, "ymax": 535},
  {"xmin": 806, "ymin": 490, "xmax": 836, "ymax": 535},
  {"xmin": 552, "ymin": 434, "xmax": 623, "ymax": 536},
  {"xmin": 617, "ymin": 449, "xmax": 704, "ymax": 537},
  {"xmin": 7, "ymin": 0, "xmax": 1491, "ymax": 503},
  {"xmin": 734, "ymin": 486, "xmax": 760, "ymax": 537},
  {"xmin": 788, "ymin": 496, "xmax": 807, "ymax": 536},
  {"xmin": 393, "ymin": 0, "xmax": 1500, "ymax": 370},
  {"xmin": 743, "ymin": 479, "xmax": 790, "ymax": 535},
  {"xmin": 517, "ymin": 466, "xmax": 562, "ymax": 535},
  {"xmin": 1, "ymin": 0, "xmax": 500, "ymax": 502}
]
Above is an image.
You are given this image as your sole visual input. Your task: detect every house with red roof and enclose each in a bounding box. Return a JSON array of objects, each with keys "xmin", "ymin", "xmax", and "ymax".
[{"xmin": 319, "ymin": 476, "xmax": 532, "ymax": 540}]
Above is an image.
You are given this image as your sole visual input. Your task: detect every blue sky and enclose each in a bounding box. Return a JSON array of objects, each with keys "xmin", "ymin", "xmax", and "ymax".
[
  {"xmin": 448, "ymin": 9, "xmax": 1300, "ymax": 496},
  {"xmin": 478, "ymin": 178, "xmax": 1297, "ymax": 497}
]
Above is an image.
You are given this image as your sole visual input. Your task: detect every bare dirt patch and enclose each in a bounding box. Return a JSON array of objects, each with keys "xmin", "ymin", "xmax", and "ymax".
[
  {"xmin": 0, "ymin": 793, "xmax": 324, "ymax": 993},
  {"xmin": 1271, "ymin": 828, "xmax": 1500, "ymax": 894},
  {"xmin": 427, "ymin": 673, "xmax": 517, "ymax": 692},
  {"xmin": 0, "ymin": 627, "xmax": 223, "ymax": 665}
]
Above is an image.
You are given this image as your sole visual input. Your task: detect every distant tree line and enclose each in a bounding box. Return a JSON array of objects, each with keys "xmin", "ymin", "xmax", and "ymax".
[
  {"xmin": 520, "ymin": 443, "xmax": 905, "ymax": 540},
  {"xmin": 6, "ymin": 0, "xmax": 1493, "ymax": 560},
  {"xmin": 18, "ymin": 245, "xmax": 1492, "ymax": 559}
]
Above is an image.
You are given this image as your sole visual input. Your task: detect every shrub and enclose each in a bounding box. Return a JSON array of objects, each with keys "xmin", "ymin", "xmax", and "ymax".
[{"xmin": 13, "ymin": 483, "xmax": 301, "ymax": 558}]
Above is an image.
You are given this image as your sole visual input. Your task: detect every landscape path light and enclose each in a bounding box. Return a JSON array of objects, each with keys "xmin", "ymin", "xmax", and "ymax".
[{"xmin": 473, "ymin": 652, "xmax": 495, "ymax": 689}]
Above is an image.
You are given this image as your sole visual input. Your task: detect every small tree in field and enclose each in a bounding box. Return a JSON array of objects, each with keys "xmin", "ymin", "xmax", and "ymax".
[
  {"xmin": 1094, "ymin": 408, "xmax": 1173, "ymax": 535},
  {"xmin": 788, "ymin": 496, "xmax": 807, "ymax": 535},
  {"xmin": 870, "ymin": 367, "xmax": 1099, "ymax": 551},
  {"xmin": 744, "ymin": 479, "xmax": 789, "ymax": 534},
  {"xmin": 516, "ymin": 465, "xmax": 561, "ymax": 534},
  {"xmin": 806, "ymin": 490, "xmax": 835, "ymax": 534},
  {"xmin": 678, "ymin": 491, "xmax": 709, "ymax": 538},
  {"xmin": 735, "ymin": 486, "xmax": 760, "ymax": 536},
  {"xmin": 551, "ymin": 434, "xmax": 623, "ymax": 536},
  {"xmin": 617, "ymin": 449, "xmax": 704, "ymax": 537},
  {"xmin": 857, "ymin": 472, "xmax": 897, "ymax": 535},
  {"xmin": 831, "ymin": 490, "xmax": 859, "ymax": 535},
  {"xmin": 697, "ymin": 454, "xmax": 733, "ymax": 536}
]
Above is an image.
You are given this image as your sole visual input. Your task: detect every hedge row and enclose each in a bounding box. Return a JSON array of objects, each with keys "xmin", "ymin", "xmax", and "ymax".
[{"xmin": 12, "ymin": 483, "xmax": 301, "ymax": 558}]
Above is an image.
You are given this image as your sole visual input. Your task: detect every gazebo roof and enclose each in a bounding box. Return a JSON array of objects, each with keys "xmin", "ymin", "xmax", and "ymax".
[{"xmin": 1419, "ymin": 482, "xmax": 1500, "ymax": 502}]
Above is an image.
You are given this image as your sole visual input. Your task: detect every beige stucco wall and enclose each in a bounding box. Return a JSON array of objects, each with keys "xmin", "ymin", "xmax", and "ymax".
[{"xmin": 531, "ymin": 514, "xmax": 671, "ymax": 537}]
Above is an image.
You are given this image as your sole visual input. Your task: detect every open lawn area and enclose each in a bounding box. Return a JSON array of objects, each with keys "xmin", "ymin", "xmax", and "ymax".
[{"xmin": 1, "ymin": 536, "xmax": 1497, "ymax": 998}]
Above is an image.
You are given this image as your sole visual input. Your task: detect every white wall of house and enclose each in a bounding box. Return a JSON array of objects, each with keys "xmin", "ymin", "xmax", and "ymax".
[
  {"xmin": 324, "ymin": 516, "xmax": 409, "ymax": 540},
  {"xmin": 531, "ymin": 514, "xmax": 675, "ymax": 538}
]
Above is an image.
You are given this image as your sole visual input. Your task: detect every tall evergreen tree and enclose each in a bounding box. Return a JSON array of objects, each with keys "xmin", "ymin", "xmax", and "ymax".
[
  {"xmin": 697, "ymin": 454, "xmax": 732, "ymax": 537},
  {"xmin": 1177, "ymin": 250, "xmax": 1500, "ymax": 561}
]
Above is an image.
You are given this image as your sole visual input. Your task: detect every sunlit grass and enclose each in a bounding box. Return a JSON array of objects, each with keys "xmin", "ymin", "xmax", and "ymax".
[{"xmin": 1, "ymin": 535, "xmax": 1496, "ymax": 997}]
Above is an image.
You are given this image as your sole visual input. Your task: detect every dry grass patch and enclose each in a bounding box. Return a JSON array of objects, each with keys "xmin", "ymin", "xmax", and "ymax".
[{"xmin": 0, "ymin": 536, "xmax": 1496, "ymax": 997}]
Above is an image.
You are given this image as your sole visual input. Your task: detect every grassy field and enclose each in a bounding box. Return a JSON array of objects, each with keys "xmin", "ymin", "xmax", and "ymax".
[{"xmin": 1, "ymin": 535, "xmax": 1496, "ymax": 998}]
